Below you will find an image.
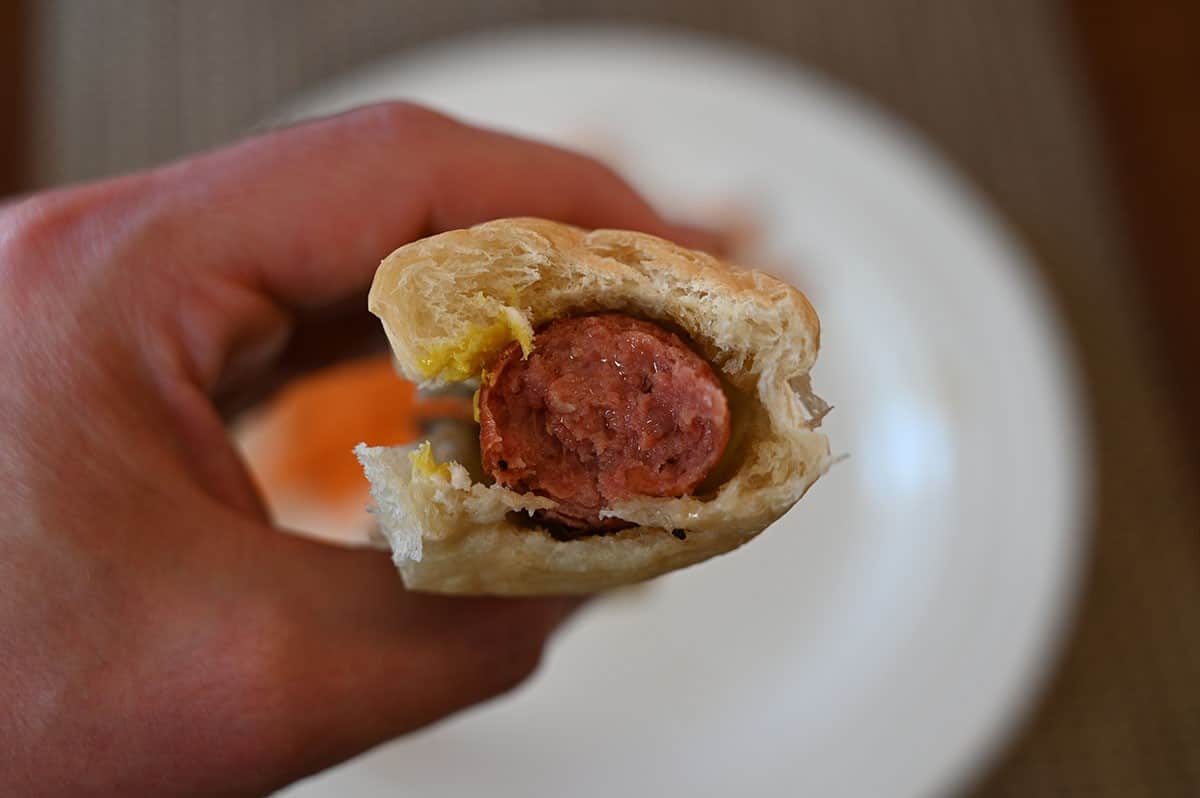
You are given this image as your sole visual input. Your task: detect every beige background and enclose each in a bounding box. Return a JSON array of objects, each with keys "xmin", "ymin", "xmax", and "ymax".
[{"xmin": 26, "ymin": 1, "xmax": 1200, "ymax": 794}]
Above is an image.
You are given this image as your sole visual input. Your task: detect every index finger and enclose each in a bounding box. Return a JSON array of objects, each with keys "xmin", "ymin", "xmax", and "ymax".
[{"xmin": 155, "ymin": 102, "xmax": 720, "ymax": 307}]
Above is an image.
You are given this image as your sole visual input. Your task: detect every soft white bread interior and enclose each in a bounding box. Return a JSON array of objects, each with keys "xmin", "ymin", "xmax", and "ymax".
[{"xmin": 356, "ymin": 217, "xmax": 830, "ymax": 595}]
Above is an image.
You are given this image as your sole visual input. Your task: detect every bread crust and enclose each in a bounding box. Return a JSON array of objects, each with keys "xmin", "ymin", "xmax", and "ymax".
[{"xmin": 357, "ymin": 218, "xmax": 830, "ymax": 594}]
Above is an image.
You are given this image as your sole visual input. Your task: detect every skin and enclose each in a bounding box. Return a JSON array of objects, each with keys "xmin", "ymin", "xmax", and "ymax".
[{"xmin": 0, "ymin": 103, "xmax": 721, "ymax": 797}]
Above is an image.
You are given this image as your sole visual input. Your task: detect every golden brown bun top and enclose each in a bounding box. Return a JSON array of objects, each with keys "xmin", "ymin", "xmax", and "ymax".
[{"xmin": 369, "ymin": 217, "xmax": 819, "ymax": 393}]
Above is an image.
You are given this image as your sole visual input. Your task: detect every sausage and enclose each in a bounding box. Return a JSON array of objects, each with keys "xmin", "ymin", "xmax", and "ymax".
[{"xmin": 478, "ymin": 314, "xmax": 730, "ymax": 530}]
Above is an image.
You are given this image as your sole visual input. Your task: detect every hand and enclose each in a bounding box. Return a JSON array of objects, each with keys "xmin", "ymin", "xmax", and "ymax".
[{"xmin": 0, "ymin": 103, "xmax": 718, "ymax": 796}]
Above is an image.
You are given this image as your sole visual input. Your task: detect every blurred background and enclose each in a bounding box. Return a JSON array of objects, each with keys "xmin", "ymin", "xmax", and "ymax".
[{"xmin": 3, "ymin": 2, "xmax": 1198, "ymax": 796}]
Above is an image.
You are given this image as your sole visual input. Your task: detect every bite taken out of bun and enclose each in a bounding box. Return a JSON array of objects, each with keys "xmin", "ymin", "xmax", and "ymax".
[{"xmin": 355, "ymin": 217, "xmax": 830, "ymax": 595}]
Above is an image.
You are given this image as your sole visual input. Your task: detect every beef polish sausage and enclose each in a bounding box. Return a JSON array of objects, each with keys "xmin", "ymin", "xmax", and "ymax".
[{"xmin": 479, "ymin": 314, "xmax": 731, "ymax": 530}]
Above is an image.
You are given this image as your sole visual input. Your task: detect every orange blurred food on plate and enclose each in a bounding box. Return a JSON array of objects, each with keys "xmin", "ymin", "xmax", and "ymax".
[{"xmin": 237, "ymin": 355, "xmax": 471, "ymax": 541}]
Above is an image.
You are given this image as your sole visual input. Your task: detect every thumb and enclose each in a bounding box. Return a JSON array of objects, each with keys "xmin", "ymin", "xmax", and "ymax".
[{"xmin": 236, "ymin": 523, "xmax": 584, "ymax": 786}]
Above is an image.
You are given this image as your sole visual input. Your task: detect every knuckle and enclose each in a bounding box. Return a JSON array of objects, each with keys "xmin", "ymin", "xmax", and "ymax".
[
  {"xmin": 483, "ymin": 652, "xmax": 544, "ymax": 700},
  {"xmin": 0, "ymin": 195, "xmax": 78, "ymax": 301},
  {"xmin": 566, "ymin": 155, "xmax": 650, "ymax": 216},
  {"xmin": 358, "ymin": 100, "xmax": 456, "ymax": 140},
  {"xmin": 0, "ymin": 194, "xmax": 77, "ymax": 265},
  {"xmin": 0, "ymin": 180, "xmax": 147, "ymax": 291},
  {"xmin": 235, "ymin": 594, "xmax": 309, "ymax": 693},
  {"xmin": 569, "ymin": 152, "xmax": 631, "ymax": 192},
  {"xmin": 581, "ymin": 155, "xmax": 622, "ymax": 182},
  {"xmin": 471, "ymin": 630, "xmax": 549, "ymax": 698},
  {"xmin": 199, "ymin": 598, "xmax": 304, "ymax": 757}
]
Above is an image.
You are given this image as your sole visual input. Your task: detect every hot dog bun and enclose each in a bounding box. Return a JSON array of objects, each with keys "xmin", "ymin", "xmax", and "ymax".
[{"xmin": 356, "ymin": 217, "xmax": 830, "ymax": 594}]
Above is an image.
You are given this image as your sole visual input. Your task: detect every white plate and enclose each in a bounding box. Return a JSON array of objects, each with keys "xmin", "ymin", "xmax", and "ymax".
[{"xmin": 276, "ymin": 26, "xmax": 1090, "ymax": 798}]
